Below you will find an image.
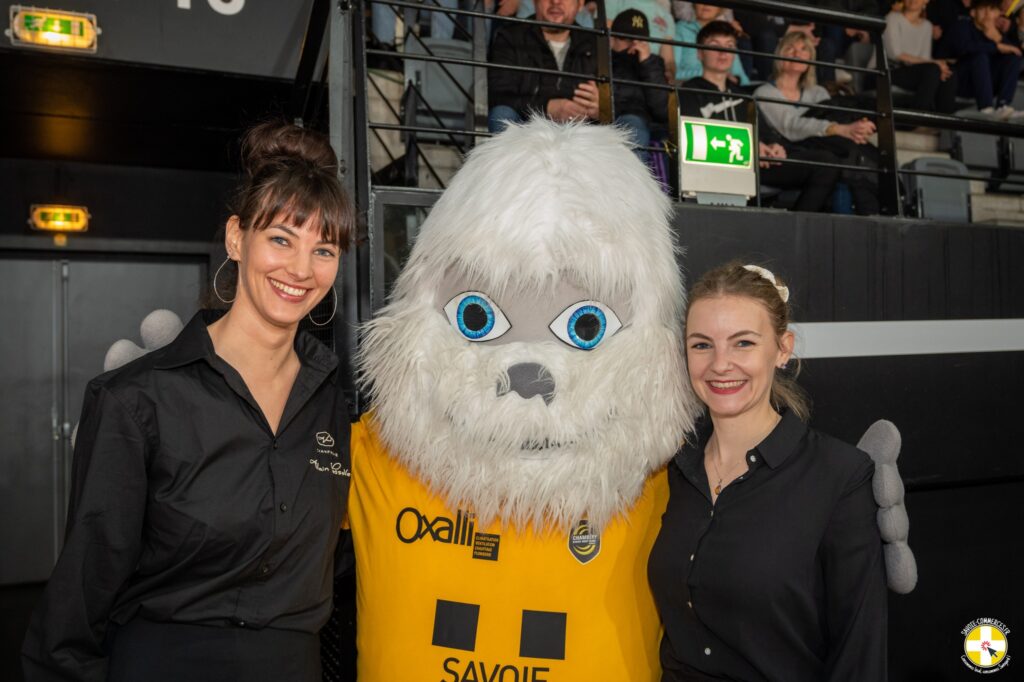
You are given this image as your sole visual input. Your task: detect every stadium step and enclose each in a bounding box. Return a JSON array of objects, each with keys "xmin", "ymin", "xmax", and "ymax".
[
  {"xmin": 970, "ymin": 193, "xmax": 1024, "ymax": 226},
  {"xmin": 895, "ymin": 130, "xmax": 940, "ymax": 153}
]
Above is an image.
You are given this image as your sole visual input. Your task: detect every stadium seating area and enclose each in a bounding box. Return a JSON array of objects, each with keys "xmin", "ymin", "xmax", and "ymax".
[{"xmin": 362, "ymin": 0, "xmax": 1024, "ymax": 222}]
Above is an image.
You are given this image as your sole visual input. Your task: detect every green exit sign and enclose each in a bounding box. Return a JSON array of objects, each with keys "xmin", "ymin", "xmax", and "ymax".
[
  {"xmin": 25, "ymin": 14, "xmax": 85, "ymax": 36},
  {"xmin": 681, "ymin": 120, "xmax": 753, "ymax": 169}
]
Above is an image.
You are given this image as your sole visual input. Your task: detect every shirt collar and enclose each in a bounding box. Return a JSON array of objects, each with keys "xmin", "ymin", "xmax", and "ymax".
[
  {"xmin": 152, "ymin": 309, "xmax": 338, "ymax": 377},
  {"xmin": 673, "ymin": 408, "xmax": 806, "ymax": 473},
  {"xmin": 755, "ymin": 408, "xmax": 807, "ymax": 469}
]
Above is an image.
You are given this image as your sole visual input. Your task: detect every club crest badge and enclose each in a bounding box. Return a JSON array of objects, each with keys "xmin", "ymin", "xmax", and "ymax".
[{"xmin": 568, "ymin": 519, "xmax": 601, "ymax": 565}]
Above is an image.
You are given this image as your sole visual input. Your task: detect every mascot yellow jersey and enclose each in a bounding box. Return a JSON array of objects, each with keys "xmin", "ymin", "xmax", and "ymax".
[{"xmin": 349, "ymin": 414, "xmax": 668, "ymax": 682}]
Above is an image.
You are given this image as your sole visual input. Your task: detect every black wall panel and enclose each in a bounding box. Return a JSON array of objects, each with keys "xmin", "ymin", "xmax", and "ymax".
[
  {"xmin": 0, "ymin": 159, "xmax": 235, "ymax": 242},
  {"xmin": 677, "ymin": 206, "xmax": 1024, "ymax": 321}
]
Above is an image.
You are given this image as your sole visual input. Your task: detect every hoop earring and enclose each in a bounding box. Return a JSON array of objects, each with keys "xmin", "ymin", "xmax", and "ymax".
[
  {"xmin": 308, "ymin": 286, "xmax": 338, "ymax": 327},
  {"xmin": 213, "ymin": 257, "xmax": 235, "ymax": 304}
]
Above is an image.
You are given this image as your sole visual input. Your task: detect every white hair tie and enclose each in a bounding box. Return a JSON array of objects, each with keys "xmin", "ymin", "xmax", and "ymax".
[{"xmin": 743, "ymin": 264, "xmax": 790, "ymax": 303}]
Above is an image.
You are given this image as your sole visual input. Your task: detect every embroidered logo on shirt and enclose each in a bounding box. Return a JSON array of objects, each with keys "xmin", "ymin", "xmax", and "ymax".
[
  {"xmin": 961, "ymin": 618, "xmax": 1011, "ymax": 673},
  {"xmin": 309, "ymin": 458, "xmax": 350, "ymax": 477},
  {"xmin": 314, "ymin": 430, "xmax": 339, "ymax": 460},
  {"xmin": 567, "ymin": 519, "xmax": 601, "ymax": 565}
]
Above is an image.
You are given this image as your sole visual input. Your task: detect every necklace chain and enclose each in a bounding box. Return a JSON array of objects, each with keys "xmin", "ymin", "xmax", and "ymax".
[{"xmin": 707, "ymin": 413, "xmax": 781, "ymax": 496}]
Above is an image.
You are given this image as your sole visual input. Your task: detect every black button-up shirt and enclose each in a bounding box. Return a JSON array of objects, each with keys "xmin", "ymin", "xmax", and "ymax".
[
  {"xmin": 648, "ymin": 410, "xmax": 887, "ymax": 681},
  {"xmin": 22, "ymin": 311, "xmax": 351, "ymax": 681}
]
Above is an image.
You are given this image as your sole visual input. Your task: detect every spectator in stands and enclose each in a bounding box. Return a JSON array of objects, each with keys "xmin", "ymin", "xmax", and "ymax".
[
  {"xmin": 946, "ymin": 0, "xmax": 1023, "ymax": 118},
  {"xmin": 488, "ymin": 0, "xmax": 599, "ymax": 131},
  {"xmin": 681, "ymin": 21, "xmax": 841, "ymax": 212},
  {"xmin": 754, "ymin": 31, "xmax": 880, "ymax": 214},
  {"xmin": 606, "ymin": 0, "xmax": 677, "ymax": 81},
  {"xmin": 610, "ymin": 9, "xmax": 671, "ymax": 159},
  {"xmin": 674, "ymin": 3, "xmax": 751, "ymax": 83},
  {"xmin": 487, "ymin": 0, "xmax": 652, "ymax": 151},
  {"xmin": 497, "ymin": 0, "xmax": 595, "ymax": 28},
  {"xmin": 884, "ymin": 0, "xmax": 959, "ymax": 112}
]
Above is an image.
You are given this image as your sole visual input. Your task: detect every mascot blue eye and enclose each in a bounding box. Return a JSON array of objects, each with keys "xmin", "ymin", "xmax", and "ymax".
[
  {"xmin": 443, "ymin": 292, "xmax": 512, "ymax": 342},
  {"xmin": 549, "ymin": 301, "xmax": 622, "ymax": 350}
]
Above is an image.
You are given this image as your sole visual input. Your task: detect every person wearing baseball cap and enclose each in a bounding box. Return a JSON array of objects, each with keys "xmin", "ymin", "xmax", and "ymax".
[{"xmin": 609, "ymin": 8, "xmax": 671, "ymax": 161}]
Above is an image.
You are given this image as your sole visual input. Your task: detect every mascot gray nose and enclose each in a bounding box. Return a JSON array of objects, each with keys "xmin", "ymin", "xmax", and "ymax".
[{"xmin": 498, "ymin": 363, "xmax": 555, "ymax": 405}]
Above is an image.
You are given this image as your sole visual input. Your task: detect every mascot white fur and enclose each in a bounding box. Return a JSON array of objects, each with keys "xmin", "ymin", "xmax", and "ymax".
[{"xmin": 349, "ymin": 119, "xmax": 699, "ymax": 681}]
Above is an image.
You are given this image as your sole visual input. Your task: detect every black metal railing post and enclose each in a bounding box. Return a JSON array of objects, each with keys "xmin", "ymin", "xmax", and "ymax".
[
  {"xmin": 872, "ymin": 32, "xmax": 901, "ymax": 217},
  {"xmin": 471, "ymin": 0, "xmax": 488, "ymax": 139},
  {"xmin": 595, "ymin": 0, "xmax": 614, "ymax": 124},
  {"xmin": 290, "ymin": 0, "xmax": 333, "ymax": 123}
]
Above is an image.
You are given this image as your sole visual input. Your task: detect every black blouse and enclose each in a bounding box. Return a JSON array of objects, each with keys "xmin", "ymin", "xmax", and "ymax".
[
  {"xmin": 648, "ymin": 410, "xmax": 887, "ymax": 682},
  {"xmin": 22, "ymin": 310, "xmax": 352, "ymax": 682}
]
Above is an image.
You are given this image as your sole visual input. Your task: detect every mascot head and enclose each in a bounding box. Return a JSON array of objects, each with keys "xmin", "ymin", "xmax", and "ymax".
[{"xmin": 359, "ymin": 119, "xmax": 698, "ymax": 530}]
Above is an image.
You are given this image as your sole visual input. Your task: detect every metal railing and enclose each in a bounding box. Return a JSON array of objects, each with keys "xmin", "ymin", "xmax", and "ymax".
[{"xmin": 335, "ymin": 0, "xmax": 1024, "ymax": 214}]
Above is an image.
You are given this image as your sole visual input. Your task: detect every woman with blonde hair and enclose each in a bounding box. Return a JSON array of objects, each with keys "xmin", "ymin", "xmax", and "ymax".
[
  {"xmin": 649, "ymin": 262, "xmax": 887, "ymax": 680},
  {"xmin": 754, "ymin": 32, "xmax": 881, "ymax": 215}
]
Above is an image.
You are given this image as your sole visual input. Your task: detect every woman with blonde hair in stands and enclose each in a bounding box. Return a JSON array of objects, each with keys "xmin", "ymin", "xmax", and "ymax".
[
  {"xmin": 649, "ymin": 261, "xmax": 887, "ymax": 681},
  {"xmin": 755, "ymin": 31, "xmax": 881, "ymax": 215}
]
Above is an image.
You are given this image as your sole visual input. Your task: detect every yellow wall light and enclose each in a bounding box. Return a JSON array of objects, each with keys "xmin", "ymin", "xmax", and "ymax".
[
  {"xmin": 29, "ymin": 204, "xmax": 91, "ymax": 233},
  {"xmin": 7, "ymin": 6, "xmax": 100, "ymax": 53}
]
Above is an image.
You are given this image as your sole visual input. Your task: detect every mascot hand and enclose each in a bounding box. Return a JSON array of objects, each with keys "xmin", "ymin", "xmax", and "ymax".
[
  {"xmin": 72, "ymin": 309, "xmax": 184, "ymax": 447},
  {"xmin": 857, "ymin": 419, "xmax": 918, "ymax": 594}
]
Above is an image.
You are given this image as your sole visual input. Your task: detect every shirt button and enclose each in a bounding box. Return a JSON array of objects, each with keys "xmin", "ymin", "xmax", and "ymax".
[
  {"xmin": 687, "ymin": 600, "xmax": 693, "ymax": 609},
  {"xmin": 689, "ymin": 553, "xmax": 695, "ymax": 561},
  {"xmin": 710, "ymin": 510, "xmax": 714, "ymax": 518},
  {"xmin": 279, "ymin": 503, "xmax": 288, "ymax": 512},
  {"xmin": 749, "ymin": 454, "xmax": 757, "ymax": 463},
  {"xmin": 259, "ymin": 564, "xmax": 271, "ymax": 575},
  {"xmin": 236, "ymin": 620, "xmax": 246, "ymax": 628},
  {"xmin": 272, "ymin": 440, "xmax": 279, "ymax": 449},
  {"xmin": 704, "ymin": 647, "xmax": 712, "ymax": 656}
]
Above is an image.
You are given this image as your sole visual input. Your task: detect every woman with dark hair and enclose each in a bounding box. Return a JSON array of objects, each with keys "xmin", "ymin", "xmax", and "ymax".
[
  {"xmin": 649, "ymin": 262, "xmax": 887, "ymax": 681},
  {"xmin": 22, "ymin": 121, "xmax": 355, "ymax": 682}
]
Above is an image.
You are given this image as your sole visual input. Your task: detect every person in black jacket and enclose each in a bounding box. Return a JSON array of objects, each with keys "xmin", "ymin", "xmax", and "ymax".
[
  {"xmin": 610, "ymin": 9, "xmax": 670, "ymax": 160},
  {"xmin": 487, "ymin": 0, "xmax": 660, "ymax": 157},
  {"xmin": 488, "ymin": 0, "xmax": 600, "ymax": 131},
  {"xmin": 946, "ymin": 0, "xmax": 1023, "ymax": 118},
  {"xmin": 680, "ymin": 22, "xmax": 841, "ymax": 212}
]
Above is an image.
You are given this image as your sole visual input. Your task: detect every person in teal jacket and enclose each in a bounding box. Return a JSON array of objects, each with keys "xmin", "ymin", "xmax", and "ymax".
[{"xmin": 674, "ymin": 3, "xmax": 750, "ymax": 84}]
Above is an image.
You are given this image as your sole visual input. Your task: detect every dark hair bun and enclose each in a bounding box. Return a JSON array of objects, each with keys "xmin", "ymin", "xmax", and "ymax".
[{"xmin": 240, "ymin": 120, "xmax": 338, "ymax": 178}]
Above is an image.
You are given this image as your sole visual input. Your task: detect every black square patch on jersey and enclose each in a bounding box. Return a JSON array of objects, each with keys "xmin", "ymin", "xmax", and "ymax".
[
  {"xmin": 432, "ymin": 599, "xmax": 480, "ymax": 651},
  {"xmin": 519, "ymin": 609, "xmax": 567, "ymax": 660}
]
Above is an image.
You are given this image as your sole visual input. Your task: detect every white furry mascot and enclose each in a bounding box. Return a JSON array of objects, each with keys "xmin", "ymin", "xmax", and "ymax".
[{"xmin": 348, "ymin": 119, "xmax": 700, "ymax": 681}]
